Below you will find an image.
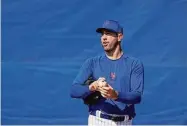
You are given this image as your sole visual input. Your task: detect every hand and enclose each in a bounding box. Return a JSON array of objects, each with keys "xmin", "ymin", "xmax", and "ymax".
[
  {"xmin": 88, "ymin": 77, "xmax": 107, "ymax": 91},
  {"xmin": 97, "ymin": 77, "xmax": 107, "ymax": 87},
  {"xmin": 88, "ymin": 81, "xmax": 99, "ymax": 91},
  {"xmin": 98, "ymin": 84, "xmax": 118, "ymax": 100}
]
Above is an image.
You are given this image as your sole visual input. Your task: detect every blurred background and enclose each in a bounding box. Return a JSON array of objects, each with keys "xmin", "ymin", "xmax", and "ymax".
[{"xmin": 2, "ymin": 0, "xmax": 187, "ymax": 124}]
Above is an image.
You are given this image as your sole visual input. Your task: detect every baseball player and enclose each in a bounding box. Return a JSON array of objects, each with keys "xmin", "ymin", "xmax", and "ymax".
[{"xmin": 70, "ymin": 20, "xmax": 144, "ymax": 126}]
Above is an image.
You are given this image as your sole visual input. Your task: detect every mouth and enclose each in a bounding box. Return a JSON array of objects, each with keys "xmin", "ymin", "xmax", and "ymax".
[{"xmin": 102, "ymin": 42, "xmax": 109, "ymax": 47}]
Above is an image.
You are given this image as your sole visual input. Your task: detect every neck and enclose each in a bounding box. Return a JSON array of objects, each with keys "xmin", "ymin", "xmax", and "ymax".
[{"xmin": 105, "ymin": 45, "xmax": 123, "ymax": 60}]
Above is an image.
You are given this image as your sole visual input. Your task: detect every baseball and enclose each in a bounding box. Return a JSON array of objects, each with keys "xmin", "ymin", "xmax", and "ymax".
[{"xmin": 97, "ymin": 77, "xmax": 108, "ymax": 87}]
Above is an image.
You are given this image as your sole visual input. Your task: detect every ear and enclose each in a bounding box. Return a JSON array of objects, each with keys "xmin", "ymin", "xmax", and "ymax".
[{"xmin": 118, "ymin": 33, "xmax": 123, "ymax": 41}]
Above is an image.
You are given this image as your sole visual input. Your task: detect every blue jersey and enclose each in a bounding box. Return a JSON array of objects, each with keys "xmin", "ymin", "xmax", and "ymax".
[{"xmin": 70, "ymin": 53, "xmax": 144, "ymax": 117}]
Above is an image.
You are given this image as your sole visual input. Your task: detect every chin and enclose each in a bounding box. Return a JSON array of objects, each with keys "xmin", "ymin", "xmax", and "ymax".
[
  {"xmin": 104, "ymin": 48, "xmax": 109, "ymax": 51},
  {"xmin": 104, "ymin": 48, "xmax": 112, "ymax": 52}
]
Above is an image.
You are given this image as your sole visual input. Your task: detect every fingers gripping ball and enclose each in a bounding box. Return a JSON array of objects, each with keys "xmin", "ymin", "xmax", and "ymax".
[{"xmin": 97, "ymin": 77, "xmax": 108, "ymax": 87}]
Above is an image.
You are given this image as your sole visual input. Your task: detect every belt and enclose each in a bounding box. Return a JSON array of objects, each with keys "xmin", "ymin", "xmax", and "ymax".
[{"xmin": 89, "ymin": 110, "xmax": 132, "ymax": 122}]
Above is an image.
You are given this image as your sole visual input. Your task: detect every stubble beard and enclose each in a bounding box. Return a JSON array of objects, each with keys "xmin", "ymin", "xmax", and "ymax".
[{"xmin": 104, "ymin": 41, "xmax": 119, "ymax": 53}]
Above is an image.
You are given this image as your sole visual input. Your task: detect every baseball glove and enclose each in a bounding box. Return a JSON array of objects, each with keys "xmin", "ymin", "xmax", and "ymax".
[{"xmin": 82, "ymin": 77, "xmax": 103, "ymax": 105}]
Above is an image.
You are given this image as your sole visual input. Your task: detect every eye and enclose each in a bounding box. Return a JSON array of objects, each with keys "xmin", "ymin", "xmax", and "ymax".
[
  {"xmin": 101, "ymin": 32, "xmax": 110, "ymax": 36},
  {"xmin": 105, "ymin": 32, "xmax": 111, "ymax": 35},
  {"xmin": 101, "ymin": 31, "xmax": 116, "ymax": 36}
]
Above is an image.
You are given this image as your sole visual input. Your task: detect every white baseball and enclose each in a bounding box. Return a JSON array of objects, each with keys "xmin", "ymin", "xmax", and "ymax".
[
  {"xmin": 97, "ymin": 77, "xmax": 107, "ymax": 87},
  {"xmin": 101, "ymin": 81, "xmax": 108, "ymax": 87}
]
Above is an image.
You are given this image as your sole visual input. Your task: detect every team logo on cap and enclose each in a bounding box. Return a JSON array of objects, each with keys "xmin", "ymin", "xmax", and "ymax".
[{"xmin": 104, "ymin": 20, "xmax": 110, "ymax": 25}]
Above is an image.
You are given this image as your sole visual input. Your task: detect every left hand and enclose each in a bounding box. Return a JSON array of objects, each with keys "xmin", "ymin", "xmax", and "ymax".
[{"xmin": 98, "ymin": 84, "xmax": 118, "ymax": 100}]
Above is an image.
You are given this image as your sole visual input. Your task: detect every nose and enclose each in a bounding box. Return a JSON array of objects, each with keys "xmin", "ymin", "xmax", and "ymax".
[{"xmin": 102, "ymin": 34, "xmax": 107, "ymax": 41}]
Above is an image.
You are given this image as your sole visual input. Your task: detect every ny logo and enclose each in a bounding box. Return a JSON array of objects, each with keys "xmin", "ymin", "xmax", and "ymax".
[
  {"xmin": 103, "ymin": 20, "xmax": 110, "ymax": 26},
  {"xmin": 110, "ymin": 72, "xmax": 116, "ymax": 80}
]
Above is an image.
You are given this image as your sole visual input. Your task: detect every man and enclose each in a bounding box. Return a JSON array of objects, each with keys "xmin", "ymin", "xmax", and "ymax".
[{"xmin": 70, "ymin": 20, "xmax": 144, "ymax": 126}]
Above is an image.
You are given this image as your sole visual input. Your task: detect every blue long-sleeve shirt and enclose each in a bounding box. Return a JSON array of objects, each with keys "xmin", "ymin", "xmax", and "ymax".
[{"xmin": 70, "ymin": 53, "xmax": 144, "ymax": 117}]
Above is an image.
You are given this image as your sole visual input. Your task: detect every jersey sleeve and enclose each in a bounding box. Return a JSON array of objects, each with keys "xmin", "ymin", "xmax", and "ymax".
[
  {"xmin": 70, "ymin": 58, "xmax": 94, "ymax": 99},
  {"xmin": 116, "ymin": 59, "xmax": 144, "ymax": 104}
]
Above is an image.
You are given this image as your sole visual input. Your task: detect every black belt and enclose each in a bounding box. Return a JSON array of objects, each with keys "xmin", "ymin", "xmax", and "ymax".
[{"xmin": 90, "ymin": 111, "xmax": 132, "ymax": 122}]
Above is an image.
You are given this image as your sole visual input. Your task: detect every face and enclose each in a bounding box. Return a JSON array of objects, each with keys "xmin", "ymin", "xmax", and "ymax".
[{"xmin": 100, "ymin": 30, "xmax": 123, "ymax": 52}]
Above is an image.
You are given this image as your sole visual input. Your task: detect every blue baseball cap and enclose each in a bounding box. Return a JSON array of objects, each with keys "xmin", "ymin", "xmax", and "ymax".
[{"xmin": 96, "ymin": 20, "xmax": 123, "ymax": 34}]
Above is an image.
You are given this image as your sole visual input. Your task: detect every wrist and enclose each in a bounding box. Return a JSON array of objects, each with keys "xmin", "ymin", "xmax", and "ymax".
[{"xmin": 113, "ymin": 90, "xmax": 119, "ymax": 100}]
